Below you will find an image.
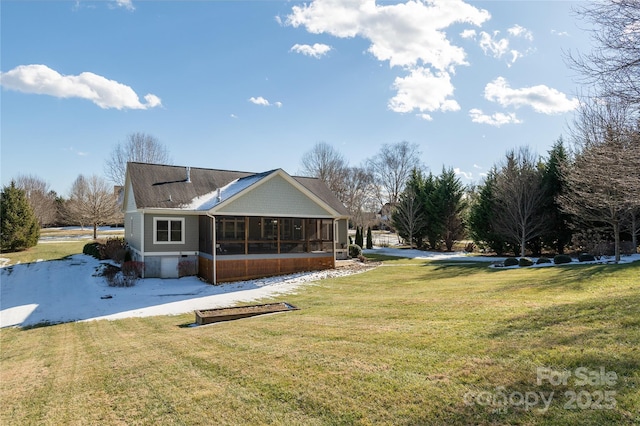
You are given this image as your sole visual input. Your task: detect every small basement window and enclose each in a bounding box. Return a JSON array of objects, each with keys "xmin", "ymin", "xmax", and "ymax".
[{"xmin": 154, "ymin": 217, "xmax": 185, "ymax": 244}]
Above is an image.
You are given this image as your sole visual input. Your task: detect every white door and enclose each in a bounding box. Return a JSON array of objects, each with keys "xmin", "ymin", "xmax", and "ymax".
[{"xmin": 160, "ymin": 257, "xmax": 179, "ymax": 278}]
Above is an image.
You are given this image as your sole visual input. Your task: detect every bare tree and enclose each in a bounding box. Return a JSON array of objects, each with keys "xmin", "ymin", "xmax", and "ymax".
[
  {"xmin": 14, "ymin": 174, "xmax": 58, "ymax": 227},
  {"xmin": 300, "ymin": 142, "xmax": 349, "ymax": 201},
  {"xmin": 391, "ymin": 186, "xmax": 426, "ymax": 249},
  {"xmin": 341, "ymin": 166, "xmax": 375, "ymax": 228},
  {"xmin": 492, "ymin": 147, "xmax": 548, "ymax": 257},
  {"xmin": 105, "ymin": 132, "xmax": 172, "ymax": 186},
  {"xmin": 368, "ymin": 141, "xmax": 422, "ymax": 207},
  {"xmin": 626, "ymin": 207, "xmax": 640, "ymax": 254},
  {"xmin": 561, "ymin": 98, "xmax": 640, "ymax": 261},
  {"xmin": 567, "ymin": 1, "xmax": 640, "ymax": 105},
  {"xmin": 66, "ymin": 175, "xmax": 120, "ymax": 239}
]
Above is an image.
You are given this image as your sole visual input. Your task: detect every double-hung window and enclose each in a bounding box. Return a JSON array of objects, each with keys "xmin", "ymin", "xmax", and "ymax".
[{"xmin": 154, "ymin": 217, "xmax": 185, "ymax": 244}]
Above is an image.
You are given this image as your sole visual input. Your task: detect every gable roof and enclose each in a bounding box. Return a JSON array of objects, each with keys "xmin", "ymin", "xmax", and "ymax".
[{"xmin": 125, "ymin": 162, "xmax": 350, "ymax": 217}]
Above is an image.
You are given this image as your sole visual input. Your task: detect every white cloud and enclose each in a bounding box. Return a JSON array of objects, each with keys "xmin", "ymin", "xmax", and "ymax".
[
  {"xmin": 0, "ymin": 64, "xmax": 161, "ymax": 110},
  {"xmin": 473, "ymin": 164, "xmax": 482, "ymax": 169},
  {"xmin": 454, "ymin": 168, "xmax": 473, "ymax": 180},
  {"xmin": 287, "ymin": 0, "xmax": 490, "ymax": 117},
  {"xmin": 290, "ymin": 43, "xmax": 332, "ymax": 58},
  {"xmin": 288, "ymin": 0, "xmax": 490, "ymax": 70},
  {"xmin": 388, "ymin": 68, "xmax": 460, "ymax": 114},
  {"xmin": 249, "ymin": 96, "xmax": 270, "ymax": 106},
  {"xmin": 469, "ymin": 108, "xmax": 522, "ymax": 126},
  {"xmin": 551, "ymin": 29, "xmax": 569, "ymax": 37},
  {"xmin": 460, "ymin": 29, "xmax": 476, "ymax": 39},
  {"xmin": 473, "ymin": 24, "xmax": 533, "ymax": 66},
  {"xmin": 484, "ymin": 77, "xmax": 579, "ymax": 114},
  {"xmin": 417, "ymin": 113, "xmax": 433, "ymax": 121},
  {"xmin": 248, "ymin": 96, "xmax": 282, "ymax": 107},
  {"xmin": 508, "ymin": 24, "xmax": 533, "ymax": 41},
  {"xmin": 478, "ymin": 31, "xmax": 509, "ymax": 59},
  {"xmin": 114, "ymin": 0, "xmax": 134, "ymax": 11}
]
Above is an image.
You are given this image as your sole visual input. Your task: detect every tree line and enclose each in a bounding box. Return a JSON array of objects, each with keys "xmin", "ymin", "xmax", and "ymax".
[{"xmin": 1, "ymin": 133, "xmax": 170, "ymax": 251}]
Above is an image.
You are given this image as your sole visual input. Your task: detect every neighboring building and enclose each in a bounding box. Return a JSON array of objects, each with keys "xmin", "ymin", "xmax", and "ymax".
[{"xmin": 122, "ymin": 162, "xmax": 350, "ymax": 283}]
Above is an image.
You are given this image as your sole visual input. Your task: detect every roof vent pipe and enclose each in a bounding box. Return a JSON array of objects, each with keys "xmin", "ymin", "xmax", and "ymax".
[
  {"xmin": 217, "ymin": 188, "xmax": 222, "ymax": 202},
  {"xmin": 186, "ymin": 166, "xmax": 191, "ymax": 183}
]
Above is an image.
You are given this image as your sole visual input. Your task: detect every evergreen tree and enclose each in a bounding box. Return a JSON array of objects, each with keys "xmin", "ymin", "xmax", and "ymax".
[
  {"xmin": 434, "ymin": 167, "xmax": 467, "ymax": 251},
  {"xmin": 1, "ymin": 182, "xmax": 40, "ymax": 252},
  {"xmin": 467, "ymin": 170, "xmax": 508, "ymax": 255},
  {"xmin": 355, "ymin": 226, "xmax": 364, "ymax": 248},
  {"xmin": 366, "ymin": 226, "xmax": 373, "ymax": 249},
  {"xmin": 422, "ymin": 172, "xmax": 442, "ymax": 250},
  {"xmin": 541, "ymin": 138, "xmax": 573, "ymax": 254}
]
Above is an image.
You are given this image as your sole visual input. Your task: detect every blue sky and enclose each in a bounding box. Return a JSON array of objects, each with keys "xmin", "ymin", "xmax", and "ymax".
[{"xmin": 1, "ymin": 0, "xmax": 591, "ymax": 195}]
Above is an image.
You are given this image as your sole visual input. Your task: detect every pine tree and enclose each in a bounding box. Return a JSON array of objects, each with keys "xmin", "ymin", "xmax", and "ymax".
[
  {"xmin": 355, "ymin": 226, "xmax": 364, "ymax": 248},
  {"xmin": 366, "ymin": 226, "xmax": 373, "ymax": 249},
  {"xmin": 1, "ymin": 182, "xmax": 40, "ymax": 252},
  {"xmin": 434, "ymin": 167, "xmax": 466, "ymax": 251},
  {"xmin": 422, "ymin": 172, "xmax": 442, "ymax": 250},
  {"xmin": 468, "ymin": 170, "xmax": 508, "ymax": 255},
  {"xmin": 541, "ymin": 138, "xmax": 572, "ymax": 254}
]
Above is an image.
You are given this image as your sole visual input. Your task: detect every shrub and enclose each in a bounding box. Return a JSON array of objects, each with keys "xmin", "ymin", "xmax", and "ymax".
[
  {"xmin": 0, "ymin": 182, "xmax": 40, "ymax": 252},
  {"xmin": 554, "ymin": 254, "xmax": 572, "ymax": 264},
  {"xmin": 100, "ymin": 238, "xmax": 127, "ymax": 263},
  {"xmin": 504, "ymin": 257, "xmax": 519, "ymax": 267},
  {"xmin": 104, "ymin": 261, "xmax": 143, "ymax": 287},
  {"xmin": 83, "ymin": 242, "xmax": 102, "ymax": 259},
  {"xmin": 536, "ymin": 257, "xmax": 551, "ymax": 264},
  {"xmin": 578, "ymin": 253, "xmax": 596, "ymax": 262},
  {"xmin": 464, "ymin": 242, "xmax": 475, "ymax": 253},
  {"xmin": 366, "ymin": 226, "xmax": 373, "ymax": 249},
  {"xmin": 518, "ymin": 257, "xmax": 534, "ymax": 267},
  {"xmin": 349, "ymin": 244, "xmax": 363, "ymax": 258}
]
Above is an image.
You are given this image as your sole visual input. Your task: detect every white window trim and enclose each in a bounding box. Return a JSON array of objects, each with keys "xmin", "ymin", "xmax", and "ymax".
[{"xmin": 153, "ymin": 217, "xmax": 185, "ymax": 245}]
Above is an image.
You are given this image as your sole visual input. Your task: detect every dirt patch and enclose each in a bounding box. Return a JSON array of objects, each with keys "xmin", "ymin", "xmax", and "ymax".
[{"xmin": 336, "ymin": 259, "xmax": 381, "ymax": 273}]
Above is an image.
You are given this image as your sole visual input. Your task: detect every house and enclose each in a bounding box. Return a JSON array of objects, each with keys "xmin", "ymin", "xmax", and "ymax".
[{"xmin": 122, "ymin": 162, "xmax": 350, "ymax": 283}]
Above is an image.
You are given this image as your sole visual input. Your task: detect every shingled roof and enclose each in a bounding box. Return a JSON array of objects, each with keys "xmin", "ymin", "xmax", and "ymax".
[{"xmin": 125, "ymin": 162, "xmax": 349, "ymax": 216}]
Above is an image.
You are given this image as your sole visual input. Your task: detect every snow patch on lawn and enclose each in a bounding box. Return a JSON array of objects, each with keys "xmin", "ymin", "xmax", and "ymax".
[
  {"xmin": 0, "ymin": 254, "xmax": 369, "ymax": 328},
  {"xmin": 2, "ymin": 248, "xmax": 638, "ymax": 328}
]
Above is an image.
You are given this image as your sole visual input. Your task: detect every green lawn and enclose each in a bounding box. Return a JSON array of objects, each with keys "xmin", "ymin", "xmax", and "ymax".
[
  {"xmin": 0, "ymin": 241, "xmax": 87, "ymax": 266},
  {"xmin": 1, "ymin": 257, "xmax": 639, "ymax": 425}
]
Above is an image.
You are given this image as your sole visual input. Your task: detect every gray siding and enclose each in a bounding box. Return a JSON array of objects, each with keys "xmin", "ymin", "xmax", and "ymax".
[
  {"xmin": 217, "ymin": 175, "xmax": 332, "ymax": 217},
  {"xmin": 144, "ymin": 214, "xmax": 199, "ymax": 253},
  {"xmin": 337, "ymin": 219, "xmax": 348, "ymax": 247},
  {"xmin": 124, "ymin": 211, "xmax": 143, "ymax": 252},
  {"xmin": 124, "ymin": 181, "xmax": 137, "ymax": 212}
]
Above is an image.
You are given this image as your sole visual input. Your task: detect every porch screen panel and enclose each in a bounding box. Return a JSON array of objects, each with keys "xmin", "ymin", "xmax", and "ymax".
[
  {"xmin": 216, "ymin": 216, "xmax": 246, "ymax": 255},
  {"xmin": 199, "ymin": 216, "xmax": 213, "ymax": 254},
  {"xmin": 280, "ymin": 218, "xmax": 305, "ymax": 253},
  {"xmin": 248, "ymin": 217, "xmax": 278, "ymax": 254},
  {"xmin": 307, "ymin": 219, "xmax": 333, "ymax": 252}
]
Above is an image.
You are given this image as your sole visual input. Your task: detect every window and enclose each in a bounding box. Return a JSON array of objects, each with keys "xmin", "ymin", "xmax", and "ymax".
[{"xmin": 154, "ymin": 217, "xmax": 185, "ymax": 244}]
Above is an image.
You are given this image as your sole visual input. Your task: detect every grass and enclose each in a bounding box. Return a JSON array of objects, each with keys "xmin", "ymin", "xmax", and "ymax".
[
  {"xmin": 1, "ymin": 227, "xmax": 123, "ymax": 266},
  {"xmin": 1, "ymin": 257, "xmax": 639, "ymax": 425},
  {"xmin": 0, "ymin": 241, "xmax": 87, "ymax": 265}
]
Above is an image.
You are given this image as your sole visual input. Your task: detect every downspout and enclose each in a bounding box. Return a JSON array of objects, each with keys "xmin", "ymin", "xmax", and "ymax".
[
  {"xmin": 333, "ymin": 219, "xmax": 338, "ymax": 263},
  {"xmin": 140, "ymin": 210, "xmax": 146, "ymax": 278},
  {"xmin": 206, "ymin": 213, "xmax": 217, "ymax": 285}
]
